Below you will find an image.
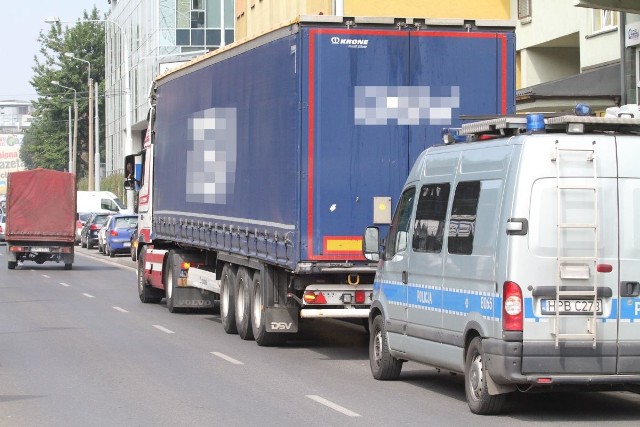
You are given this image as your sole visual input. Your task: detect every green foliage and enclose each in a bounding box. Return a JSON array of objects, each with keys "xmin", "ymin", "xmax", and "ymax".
[
  {"xmin": 22, "ymin": 7, "xmax": 105, "ymax": 177},
  {"xmin": 76, "ymin": 173, "xmax": 125, "ymax": 200},
  {"xmin": 101, "ymin": 172, "xmax": 126, "ymax": 201}
]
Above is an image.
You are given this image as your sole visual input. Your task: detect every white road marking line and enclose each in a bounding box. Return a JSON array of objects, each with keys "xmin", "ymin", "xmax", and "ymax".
[
  {"xmin": 210, "ymin": 352, "xmax": 244, "ymax": 365},
  {"xmin": 42, "ymin": 274, "xmax": 50, "ymax": 279},
  {"xmin": 82, "ymin": 293, "xmax": 95, "ymax": 298},
  {"xmin": 153, "ymin": 325, "xmax": 175, "ymax": 334},
  {"xmin": 112, "ymin": 306, "xmax": 128, "ymax": 313},
  {"xmin": 306, "ymin": 395, "xmax": 361, "ymax": 417},
  {"xmin": 59, "ymin": 282, "xmax": 70, "ymax": 287}
]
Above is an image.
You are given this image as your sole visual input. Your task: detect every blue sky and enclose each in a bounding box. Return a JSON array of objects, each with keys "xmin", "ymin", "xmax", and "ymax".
[{"xmin": 0, "ymin": 0, "xmax": 104, "ymax": 101}]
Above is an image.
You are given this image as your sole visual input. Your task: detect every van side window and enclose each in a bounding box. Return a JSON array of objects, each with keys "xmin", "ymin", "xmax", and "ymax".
[
  {"xmin": 412, "ymin": 183, "xmax": 450, "ymax": 253},
  {"xmin": 385, "ymin": 187, "xmax": 416, "ymax": 259},
  {"xmin": 448, "ymin": 181, "xmax": 480, "ymax": 255}
]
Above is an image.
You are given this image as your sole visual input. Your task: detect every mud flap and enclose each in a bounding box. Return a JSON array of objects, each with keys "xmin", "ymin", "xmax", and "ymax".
[
  {"xmin": 265, "ymin": 306, "xmax": 299, "ymax": 333},
  {"xmin": 486, "ymin": 372, "xmax": 517, "ymax": 395},
  {"xmin": 171, "ymin": 284, "xmax": 217, "ymax": 309}
]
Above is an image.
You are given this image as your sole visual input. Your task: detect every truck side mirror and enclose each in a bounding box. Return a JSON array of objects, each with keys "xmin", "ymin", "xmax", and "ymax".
[
  {"xmin": 124, "ymin": 178, "xmax": 137, "ymax": 190},
  {"xmin": 363, "ymin": 226, "xmax": 381, "ymax": 262}
]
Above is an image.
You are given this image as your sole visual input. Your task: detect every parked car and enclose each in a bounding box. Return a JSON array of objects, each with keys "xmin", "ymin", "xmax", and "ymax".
[
  {"xmin": 97, "ymin": 215, "xmax": 113, "ymax": 254},
  {"xmin": 0, "ymin": 213, "xmax": 5, "ymax": 242},
  {"xmin": 80, "ymin": 213, "xmax": 110, "ymax": 249},
  {"xmin": 76, "ymin": 212, "xmax": 92, "ymax": 245},
  {"xmin": 104, "ymin": 214, "xmax": 138, "ymax": 257}
]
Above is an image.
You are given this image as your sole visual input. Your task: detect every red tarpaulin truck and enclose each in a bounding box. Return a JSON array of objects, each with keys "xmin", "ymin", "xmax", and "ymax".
[{"xmin": 6, "ymin": 168, "xmax": 76, "ymax": 270}]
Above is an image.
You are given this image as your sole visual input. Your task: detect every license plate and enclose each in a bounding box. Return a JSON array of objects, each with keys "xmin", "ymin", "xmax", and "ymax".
[
  {"xmin": 31, "ymin": 247, "xmax": 51, "ymax": 252},
  {"xmin": 542, "ymin": 299, "xmax": 602, "ymax": 314}
]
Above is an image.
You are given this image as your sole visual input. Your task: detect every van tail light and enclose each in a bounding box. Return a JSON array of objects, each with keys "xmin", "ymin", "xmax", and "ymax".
[{"xmin": 503, "ymin": 281, "xmax": 523, "ymax": 331}]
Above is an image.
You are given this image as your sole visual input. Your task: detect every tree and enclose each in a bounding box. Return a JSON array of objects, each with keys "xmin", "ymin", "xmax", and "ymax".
[{"xmin": 22, "ymin": 7, "xmax": 105, "ymax": 178}]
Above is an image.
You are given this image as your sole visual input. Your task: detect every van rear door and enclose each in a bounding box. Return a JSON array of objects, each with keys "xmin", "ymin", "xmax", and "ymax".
[
  {"xmin": 519, "ymin": 135, "xmax": 619, "ymax": 374},
  {"xmin": 615, "ymin": 135, "xmax": 640, "ymax": 373}
]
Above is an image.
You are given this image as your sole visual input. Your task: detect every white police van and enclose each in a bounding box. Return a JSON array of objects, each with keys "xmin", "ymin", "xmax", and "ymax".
[{"xmin": 364, "ymin": 108, "xmax": 640, "ymax": 414}]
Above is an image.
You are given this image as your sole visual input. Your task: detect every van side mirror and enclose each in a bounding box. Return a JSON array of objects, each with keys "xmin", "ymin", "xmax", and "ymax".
[{"xmin": 363, "ymin": 226, "xmax": 381, "ymax": 262}]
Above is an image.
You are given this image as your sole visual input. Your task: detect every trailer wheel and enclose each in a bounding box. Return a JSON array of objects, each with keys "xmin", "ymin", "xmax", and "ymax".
[
  {"xmin": 138, "ymin": 251, "xmax": 161, "ymax": 304},
  {"xmin": 251, "ymin": 271, "xmax": 286, "ymax": 347},
  {"xmin": 165, "ymin": 254, "xmax": 182, "ymax": 313},
  {"xmin": 220, "ymin": 263, "xmax": 238, "ymax": 334},
  {"xmin": 7, "ymin": 261, "xmax": 16, "ymax": 270},
  {"xmin": 464, "ymin": 337, "xmax": 505, "ymax": 415},
  {"xmin": 370, "ymin": 314, "xmax": 402, "ymax": 380},
  {"xmin": 235, "ymin": 267, "xmax": 254, "ymax": 340}
]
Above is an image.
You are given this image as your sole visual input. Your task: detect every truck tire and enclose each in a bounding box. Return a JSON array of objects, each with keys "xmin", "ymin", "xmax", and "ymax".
[
  {"xmin": 138, "ymin": 251, "xmax": 162, "ymax": 304},
  {"xmin": 251, "ymin": 271, "xmax": 286, "ymax": 347},
  {"xmin": 464, "ymin": 336, "xmax": 505, "ymax": 415},
  {"xmin": 235, "ymin": 267, "xmax": 254, "ymax": 340},
  {"xmin": 370, "ymin": 314, "xmax": 402, "ymax": 380},
  {"xmin": 165, "ymin": 253, "xmax": 182, "ymax": 313},
  {"xmin": 7, "ymin": 261, "xmax": 16, "ymax": 270},
  {"xmin": 220, "ymin": 263, "xmax": 238, "ymax": 334}
]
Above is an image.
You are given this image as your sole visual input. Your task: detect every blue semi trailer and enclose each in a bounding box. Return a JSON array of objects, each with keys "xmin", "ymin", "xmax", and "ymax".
[{"xmin": 127, "ymin": 16, "xmax": 515, "ymax": 346}]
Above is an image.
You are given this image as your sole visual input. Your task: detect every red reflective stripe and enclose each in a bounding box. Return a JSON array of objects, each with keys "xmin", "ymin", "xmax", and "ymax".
[{"xmin": 597, "ymin": 264, "xmax": 613, "ymax": 273}]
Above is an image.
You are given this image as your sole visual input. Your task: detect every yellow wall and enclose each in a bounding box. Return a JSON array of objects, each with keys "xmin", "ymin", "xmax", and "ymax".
[
  {"xmin": 235, "ymin": 0, "xmax": 510, "ymax": 41},
  {"xmin": 345, "ymin": 0, "xmax": 510, "ymax": 20}
]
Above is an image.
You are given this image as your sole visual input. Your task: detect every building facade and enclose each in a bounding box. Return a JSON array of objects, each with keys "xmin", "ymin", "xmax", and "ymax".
[
  {"xmin": 513, "ymin": 0, "xmax": 640, "ymax": 113},
  {"xmin": 0, "ymin": 100, "xmax": 31, "ymax": 194},
  {"xmin": 105, "ymin": 0, "xmax": 234, "ymax": 175}
]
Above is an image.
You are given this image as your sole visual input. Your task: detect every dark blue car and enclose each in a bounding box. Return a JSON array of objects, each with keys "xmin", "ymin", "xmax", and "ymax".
[{"xmin": 104, "ymin": 214, "xmax": 138, "ymax": 257}]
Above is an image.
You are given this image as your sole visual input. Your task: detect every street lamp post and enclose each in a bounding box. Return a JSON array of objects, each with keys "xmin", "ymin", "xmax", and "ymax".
[
  {"xmin": 65, "ymin": 52, "xmax": 94, "ymax": 190},
  {"xmin": 45, "ymin": 16, "xmax": 133, "ymax": 210},
  {"xmin": 52, "ymin": 80, "xmax": 77, "ymax": 176}
]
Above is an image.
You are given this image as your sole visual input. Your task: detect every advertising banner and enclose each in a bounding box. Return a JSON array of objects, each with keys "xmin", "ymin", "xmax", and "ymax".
[{"xmin": 0, "ymin": 134, "xmax": 26, "ymax": 194}]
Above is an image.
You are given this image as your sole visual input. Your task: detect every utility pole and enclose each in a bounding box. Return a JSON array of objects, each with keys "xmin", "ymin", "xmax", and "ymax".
[
  {"xmin": 88, "ymin": 77, "xmax": 94, "ymax": 189},
  {"xmin": 94, "ymin": 81, "xmax": 100, "ymax": 191}
]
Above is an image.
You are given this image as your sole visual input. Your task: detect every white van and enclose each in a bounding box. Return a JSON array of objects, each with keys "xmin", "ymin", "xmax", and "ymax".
[
  {"xmin": 77, "ymin": 191, "xmax": 126, "ymax": 214},
  {"xmin": 364, "ymin": 112, "xmax": 640, "ymax": 414}
]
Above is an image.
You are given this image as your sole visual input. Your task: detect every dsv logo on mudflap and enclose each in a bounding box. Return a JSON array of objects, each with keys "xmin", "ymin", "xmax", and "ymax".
[
  {"xmin": 270, "ymin": 322, "xmax": 293, "ymax": 330},
  {"xmin": 330, "ymin": 37, "xmax": 369, "ymax": 48}
]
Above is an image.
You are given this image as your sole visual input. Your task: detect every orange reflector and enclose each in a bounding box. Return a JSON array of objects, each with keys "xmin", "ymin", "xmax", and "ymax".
[
  {"xmin": 537, "ymin": 378, "xmax": 552, "ymax": 384},
  {"xmin": 355, "ymin": 290, "xmax": 365, "ymax": 304},
  {"xmin": 181, "ymin": 262, "xmax": 191, "ymax": 270},
  {"xmin": 303, "ymin": 291, "xmax": 327, "ymax": 304}
]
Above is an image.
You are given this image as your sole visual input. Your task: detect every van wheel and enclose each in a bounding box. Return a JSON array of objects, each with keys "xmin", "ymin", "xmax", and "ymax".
[
  {"xmin": 465, "ymin": 337, "xmax": 505, "ymax": 415},
  {"xmin": 64, "ymin": 263, "xmax": 72, "ymax": 270},
  {"xmin": 7, "ymin": 261, "xmax": 16, "ymax": 270},
  {"xmin": 235, "ymin": 267, "xmax": 254, "ymax": 340},
  {"xmin": 220, "ymin": 263, "xmax": 238, "ymax": 334},
  {"xmin": 369, "ymin": 314, "xmax": 402, "ymax": 380}
]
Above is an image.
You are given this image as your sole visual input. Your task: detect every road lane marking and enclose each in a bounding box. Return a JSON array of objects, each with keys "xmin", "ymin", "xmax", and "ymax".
[
  {"xmin": 211, "ymin": 352, "xmax": 244, "ymax": 365},
  {"xmin": 82, "ymin": 293, "xmax": 95, "ymax": 298},
  {"xmin": 153, "ymin": 325, "xmax": 175, "ymax": 334},
  {"xmin": 42, "ymin": 274, "xmax": 50, "ymax": 279},
  {"xmin": 59, "ymin": 282, "xmax": 70, "ymax": 287},
  {"xmin": 113, "ymin": 306, "xmax": 128, "ymax": 313},
  {"xmin": 306, "ymin": 395, "xmax": 361, "ymax": 417}
]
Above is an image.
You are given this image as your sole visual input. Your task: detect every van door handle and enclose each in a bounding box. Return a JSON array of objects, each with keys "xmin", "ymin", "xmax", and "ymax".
[
  {"xmin": 620, "ymin": 281, "xmax": 640, "ymax": 297},
  {"xmin": 402, "ymin": 271, "xmax": 408, "ymax": 284}
]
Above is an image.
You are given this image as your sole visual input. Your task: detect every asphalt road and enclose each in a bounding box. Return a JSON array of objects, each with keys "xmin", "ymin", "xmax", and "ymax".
[{"xmin": 0, "ymin": 246, "xmax": 640, "ymax": 426}]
